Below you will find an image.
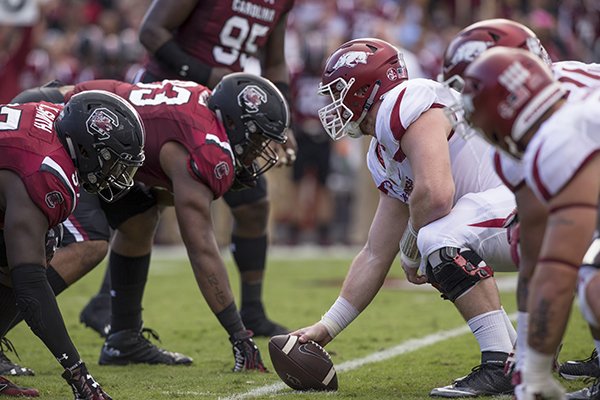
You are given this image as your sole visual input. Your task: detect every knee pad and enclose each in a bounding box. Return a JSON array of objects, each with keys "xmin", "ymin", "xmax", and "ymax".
[
  {"xmin": 11, "ymin": 86, "xmax": 65, "ymax": 104},
  {"xmin": 426, "ymin": 247, "xmax": 494, "ymax": 302},
  {"xmin": 578, "ymin": 265, "xmax": 600, "ymax": 328}
]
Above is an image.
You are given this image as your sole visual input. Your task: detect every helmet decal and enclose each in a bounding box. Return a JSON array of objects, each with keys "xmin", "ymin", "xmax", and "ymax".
[
  {"xmin": 498, "ymin": 61, "xmax": 531, "ymax": 118},
  {"xmin": 332, "ymin": 51, "xmax": 371, "ymax": 70},
  {"xmin": 450, "ymin": 41, "xmax": 493, "ymax": 69},
  {"xmin": 86, "ymin": 108, "xmax": 119, "ymax": 141},
  {"xmin": 238, "ymin": 85, "xmax": 267, "ymax": 114}
]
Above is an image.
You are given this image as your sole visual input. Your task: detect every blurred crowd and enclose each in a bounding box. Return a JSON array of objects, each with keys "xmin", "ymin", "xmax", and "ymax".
[{"xmin": 1, "ymin": 0, "xmax": 599, "ymax": 246}]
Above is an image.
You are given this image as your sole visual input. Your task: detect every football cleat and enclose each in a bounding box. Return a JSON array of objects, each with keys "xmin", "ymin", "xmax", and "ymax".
[
  {"xmin": 566, "ymin": 378, "xmax": 600, "ymax": 400},
  {"xmin": 79, "ymin": 293, "xmax": 111, "ymax": 338},
  {"xmin": 559, "ymin": 349, "xmax": 600, "ymax": 380},
  {"xmin": 99, "ymin": 326, "xmax": 192, "ymax": 366},
  {"xmin": 240, "ymin": 306, "xmax": 288, "ymax": 337},
  {"xmin": 0, "ymin": 338, "xmax": 34, "ymax": 376},
  {"xmin": 62, "ymin": 361, "xmax": 111, "ymax": 400},
  {"xmin": 430, "ymin": 360, "xmax": 514, "ymax": 397},
  {"xmin": 0, "ymin": 376, "xmax": 39, "ymax": 397},
  {"xmin": 230, "ymin": 330, "xmax": 267, "ymax": 372}
]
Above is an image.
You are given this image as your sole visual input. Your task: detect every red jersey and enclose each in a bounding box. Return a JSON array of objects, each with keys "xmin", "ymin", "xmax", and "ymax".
[
  {"xmin": 68, "ymin": 80, "xmax": 235, "ymax": 198},
  {"xmin": 0, "ymin": 102, "xmax": 79, "ymax": 227},
  {"xmin": 145, "ymin": 0, "xmax": 295, "ymax": 79}
]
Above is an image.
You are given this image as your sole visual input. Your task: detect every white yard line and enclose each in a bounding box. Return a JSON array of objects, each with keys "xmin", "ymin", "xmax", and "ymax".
[{"xmin": 219, "ymin": 314, "xmax": 517, "ymax": 400}]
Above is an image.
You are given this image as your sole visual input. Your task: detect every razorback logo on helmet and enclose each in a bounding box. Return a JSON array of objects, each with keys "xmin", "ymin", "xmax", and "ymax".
[
  {"xmin": 450, "ymin": 41, "xmax": 493, "ymax": 69},
  {"xmin": 214, "ymin": 161, "xmax": 231, "ymax": 180},
  {"xmin": 238, "ymin": 85, "xmax": 267, "ymax": 114},
  {"xmin": 332, "ymin": 51, "xmax": 371, "ymax": 71},
  {"xmin": 86, "ymin": 108, "xmax": 119, "ymax": 140},
  {"xmin": 45, "ymin": 191, "xmax": 65, "ymax": 208},
  {"xmin": 498, "ymin": 61, "xmax": 532, "ymax": 118}
]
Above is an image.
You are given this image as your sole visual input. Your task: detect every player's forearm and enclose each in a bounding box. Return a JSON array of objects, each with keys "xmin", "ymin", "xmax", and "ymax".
[
  {"xmin": 527, "ymin": 263, "xmax": 577, "ymax": 354},
  {"xmin": 189, "ymin": 247, "xmax": 236, "ymax": 314}
]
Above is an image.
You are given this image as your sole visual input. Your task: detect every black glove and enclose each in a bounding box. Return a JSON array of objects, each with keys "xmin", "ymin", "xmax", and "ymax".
[{"xmin": 229, "ymin": 330, "xmax": 267, "ymax": 372}]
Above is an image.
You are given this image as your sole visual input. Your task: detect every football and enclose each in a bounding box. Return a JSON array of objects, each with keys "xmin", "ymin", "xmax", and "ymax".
[{"xmin": 268, "ymin": 334, "xmax": 338, "ymax": 391}]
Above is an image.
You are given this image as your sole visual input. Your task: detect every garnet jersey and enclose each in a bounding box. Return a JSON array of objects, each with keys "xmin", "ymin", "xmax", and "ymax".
[
  {"xmin": 67, "ymin": 80, "xmax": 235, "ymax": 199},
  {"xmin": 366, "ymin": 78, "xmax": 502, "ymax": 204},
  {"xmin": 523, "ymin": 88, "xmax": 600, "ymax": 204},
  {"xmin": 494, "ymin": 61, "xmax": 600, "ymax": 191},
  {"xmin": 0, "ymin": 102, "xmax": 78, "ymax": 227},
  {"xmin": 145, "ymin": 0, "xmax": 295, "ymax": 79}
]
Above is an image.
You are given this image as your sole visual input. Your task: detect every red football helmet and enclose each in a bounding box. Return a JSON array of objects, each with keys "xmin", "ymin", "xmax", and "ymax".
[
  {"xmin": 318, "ymin": 38, "xmax": 408, "ymax": 140},
  {"xmin": 461, "ymin": 47, "xmax": 565, "ymax": 159},
  {"xmin": 441, "ymin": 18, "xmax": 551, "ymax": 86}
]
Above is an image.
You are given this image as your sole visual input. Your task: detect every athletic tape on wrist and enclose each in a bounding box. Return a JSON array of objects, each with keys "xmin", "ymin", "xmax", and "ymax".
[
  {"xmin": 400, "ymin": 221, "xmax": 420, "ymax": 261},
  {"xmin": 320, "ymin": 296, "xmax": 359, "ymax": 338}
]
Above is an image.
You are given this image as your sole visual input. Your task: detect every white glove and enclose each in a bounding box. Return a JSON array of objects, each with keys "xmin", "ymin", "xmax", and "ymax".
[{"xmin": 515, "ymin": 377, "xmax": 566, "ymax": 400}]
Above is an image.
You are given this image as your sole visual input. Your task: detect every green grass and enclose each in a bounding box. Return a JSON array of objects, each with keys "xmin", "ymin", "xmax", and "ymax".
[{"xmin": 5, "ymin": 251, "xmax": 593, "ymax": 399}]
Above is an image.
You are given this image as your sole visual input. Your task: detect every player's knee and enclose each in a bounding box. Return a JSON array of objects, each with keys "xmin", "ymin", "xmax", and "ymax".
[
  {"xmin": 425, "ymin": 247, "xmax": 494, "ymax": 302},
  {"xmin": 578, "ymin": 265, "xmax": 600, "ymax": 328},
  {"xmin": 231, "ymin": 198, "xmax": 270, "ymax": 234}
]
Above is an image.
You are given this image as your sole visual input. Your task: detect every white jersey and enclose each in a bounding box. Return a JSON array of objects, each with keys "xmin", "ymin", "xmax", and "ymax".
[
  {"xmin": 524, "ymin": 88, "xmax": 600, "ymax": 204},
  {"xmin": 365, "ymin": 78, "xmax": 516, "ymax": 273},
  {"xmin": 366, "ymin": 78, "xmax": 502, "ymax": 204},
  {"xmin": 494, "ymin": 61, "xmax": 600, "ymax": 192}
]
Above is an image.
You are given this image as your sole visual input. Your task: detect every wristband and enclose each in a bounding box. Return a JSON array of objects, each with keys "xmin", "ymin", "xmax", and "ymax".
[
  {"xmin": 320, "ymin": 296, "xmax": 359, "ymax": 339},
  {"xmin": 154, "ymin": 39, "xmax": 212, "ymax": 85},
  {"xmin": 400, "ymin": 221, "xmax": 420, "ymax": 261}
]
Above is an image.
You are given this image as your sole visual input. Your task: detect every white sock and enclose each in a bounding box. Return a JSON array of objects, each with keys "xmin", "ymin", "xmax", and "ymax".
[
  {"xmin": 501, "ymin": 306, "xmax": 517, "ymax": 344},
  {"xmin": 468, "ymin": 309, "xmax": 514, "ymax": 353},
  {"xmin": 516, "ymin": 311, "xmax": 529, "ymax": 372}
]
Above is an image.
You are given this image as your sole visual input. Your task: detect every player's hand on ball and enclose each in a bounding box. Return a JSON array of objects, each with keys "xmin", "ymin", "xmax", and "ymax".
[{"xmin": 290, "ymin": 322, "xmax": 332, "ymax": 347}]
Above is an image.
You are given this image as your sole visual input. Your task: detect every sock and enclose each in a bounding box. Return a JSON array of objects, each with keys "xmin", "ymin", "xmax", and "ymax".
[
  {"xmin": 108, "ymin": 252, "xmax": 150, "ymax": 333},
  {"xmin": 216, "ymin": 302, "xmax": 245, "ymax": 337},
  {"xmin": 98, "ymin": 267, "xmax": 111, "ymax": 295},
  {"xmin": 47, "ymin": 264, "xmax": 68, "ymax": 295},
  {"xmin": 501, "ymin": 306, "xmax": 517, "ymax": 344},
  {"xmin": 10, "ymin": 264, "xmax": 80, "ymax": 369},
  {"xmin": 516, "ymin": 311, "xmax": 529, "ymax": 372},
  {"xmin": 468, "ymin": 309, "xmax": 514, "ymax": 355},
  {"xmin": 241, "ymin": 281, "xmax": 263, "ymax": 314},
  {"xmin": 231, "ymin": 235, "xmax": 267, "ymax": 311}
]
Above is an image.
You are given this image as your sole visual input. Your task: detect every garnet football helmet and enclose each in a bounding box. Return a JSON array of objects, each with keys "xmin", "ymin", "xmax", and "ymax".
[
  {"xmin": 461, "ymin": 47, "xmax": 565, "ymax": 159},
  {"xmin": 208, "ymin": 72, "xmax": 289, "ymax": 190},
  {"xmin": 55, "ymin": 90, "xmax": 145, "ymax": 202},
  {"xmin": 441, "ymin": 18, "xmax": 551, "ymax": 88},
  {"xmin": 318, "ymin": 38, "xmax": 408, "ymax": 140}
]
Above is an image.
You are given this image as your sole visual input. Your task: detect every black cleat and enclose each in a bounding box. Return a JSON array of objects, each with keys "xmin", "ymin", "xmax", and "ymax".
[
  {"xmin": 99, "ymin": 327, "xmax": 192, "ymax": 366},
  {"xmin": 240, "ymin": 306, "xmax": 288, "ymax": 338},
  {"xmin": 0, "ymin": 337, "xmax": 35, "ymax": 376},
  {"xmin": 79, "ymin": 294, "xmax": 111, "ymax": 338},
  {"xmin": 229, "ymin": 330, "xmax": 267, "ymax": 372},
  {"xmin": 62, "ymin": 361, "xmax": 111, "ymax": 400},
  {"xmin": 566, "ymin": 378, "xmax": 600, "ymax": 400},
  {"xmin": 560, "ymin": 349, "xmax": 600, "ymax": 380},
  {"xmin": 430, "ymin": 360, "xmax": 514, "ymax": 397}
]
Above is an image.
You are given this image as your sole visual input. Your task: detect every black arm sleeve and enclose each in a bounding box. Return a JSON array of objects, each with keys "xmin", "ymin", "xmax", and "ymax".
[{"xmin": 154, "ymin": 39, "xmax": 212, "ymax": 85}]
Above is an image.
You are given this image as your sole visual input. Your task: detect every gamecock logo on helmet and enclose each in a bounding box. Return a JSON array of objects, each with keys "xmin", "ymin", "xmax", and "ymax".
[
  {"xmin": 450, "ymin": 41, "xmax": 493, "ymax": 68},
  {"xmin": 332, "ymin": 51, "xmax": 371, "ymax": 70},
  {"xmin": 238, "ymin": 85, "xmax": 267, "ymax": 114},
  {"xmin": 86, "ymin": 108, "xmax": 119, "ymax": 141}
]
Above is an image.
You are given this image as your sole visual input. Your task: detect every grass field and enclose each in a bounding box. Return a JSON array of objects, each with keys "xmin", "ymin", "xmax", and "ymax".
[{"xmin": 5, "ymin": 246, "xmax": 594, "ymax": 399}]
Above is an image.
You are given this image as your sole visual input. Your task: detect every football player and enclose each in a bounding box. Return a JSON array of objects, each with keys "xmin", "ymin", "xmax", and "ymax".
[
  {"xmin": 292, "ymin": 38, "xmax": 519, "ymax": 397},
  {"xmin": 440, "ymin": 19, "xmax": 600, "ymax": 398},
  {"xmin": 78, "ymin": 0, "xmax": 296, "ymax": 338},
  {"xmin": 457, "ymin": 46, "xmax": 600, "ymax": 400},
  {"xmin": 8, "ymin": 73, "xmax": 289, "ymax": 372},
  {"xmin": 0, "ymin": 90, "xmax": 145, "ymax": 398}
]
